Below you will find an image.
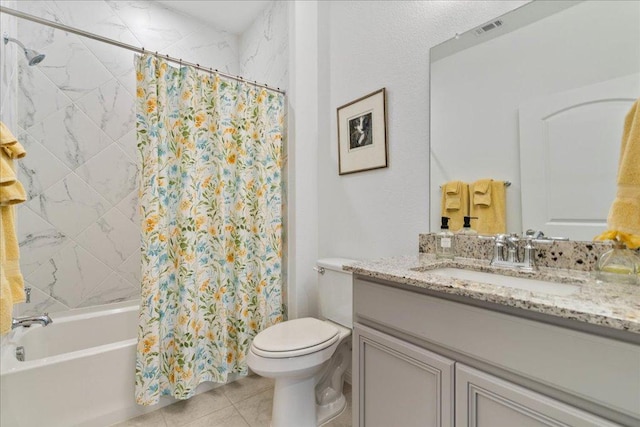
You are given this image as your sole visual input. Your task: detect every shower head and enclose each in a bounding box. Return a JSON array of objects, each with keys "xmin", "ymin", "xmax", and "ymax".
[{"xmin": 3, "ymin": 35, "xmax": 46, "ymax": 66}]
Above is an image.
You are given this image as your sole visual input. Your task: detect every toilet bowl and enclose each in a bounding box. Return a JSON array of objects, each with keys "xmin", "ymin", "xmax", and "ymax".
[{"xmin": 247, "ymin": 258, "xmax": 354, "ymax": 427}]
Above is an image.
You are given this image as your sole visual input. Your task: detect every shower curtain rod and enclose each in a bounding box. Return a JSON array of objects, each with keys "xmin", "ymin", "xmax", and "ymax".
[{"xmin": 0, "ymin": 5, "xmax": 286, "ymax": 95}]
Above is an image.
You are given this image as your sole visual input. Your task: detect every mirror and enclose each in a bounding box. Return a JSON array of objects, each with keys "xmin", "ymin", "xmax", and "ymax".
[{"xmin": 429, "ymin": 0, "xmax": 640, "ymax": 241}]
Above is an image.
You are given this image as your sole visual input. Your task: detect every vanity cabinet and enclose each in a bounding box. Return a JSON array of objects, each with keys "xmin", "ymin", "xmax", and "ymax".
[
  {"xmin": 353, "ymin": 324, "xmax": 454, "ymax": 427},
  {"xmin": 352, "ymin": 277, "xmax": 640, "ymax": 427}
]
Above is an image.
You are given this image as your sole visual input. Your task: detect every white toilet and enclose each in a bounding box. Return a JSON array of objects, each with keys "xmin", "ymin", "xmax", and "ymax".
[{"xmin": 247, "ymin": 258, "xmax": 354, "ymax": 427}]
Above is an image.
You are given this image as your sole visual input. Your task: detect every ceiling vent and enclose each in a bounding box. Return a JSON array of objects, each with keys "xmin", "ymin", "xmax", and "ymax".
[{"xmin": 475, "ymin": 20, "xmax": 503, "ymax": 36}]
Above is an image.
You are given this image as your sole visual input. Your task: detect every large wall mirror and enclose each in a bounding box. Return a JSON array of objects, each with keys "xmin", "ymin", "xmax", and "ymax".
[{"xmin": 429, "ymin": 0, "xmax": 639, "ymax": 241}]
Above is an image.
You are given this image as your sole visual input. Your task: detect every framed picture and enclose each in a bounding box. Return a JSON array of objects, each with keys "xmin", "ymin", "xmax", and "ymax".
[{"xmin": 337, "ymin": 88, "xmax": 388, "ymax": 175}]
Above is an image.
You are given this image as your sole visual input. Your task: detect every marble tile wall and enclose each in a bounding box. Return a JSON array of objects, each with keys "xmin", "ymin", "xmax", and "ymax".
[
  {"xmin": 1, "ymin": 0, "xmax": 18, "ymax": 130},
  {"xmin": 240, "ymin": 0, "xmax": 289, "ymax": 92},
  {"xmin": 9, "ymin": 0, "xmax": 242, "ymax": 316}
]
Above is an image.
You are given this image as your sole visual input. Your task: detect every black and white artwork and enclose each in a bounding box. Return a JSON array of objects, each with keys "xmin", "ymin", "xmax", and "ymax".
[
  {"xmin": 337, "ymin": 88, "xmax": 387, "ymax": 175},
  {"xmin": 348, "ymin": 112, "xmax": 373, "ymax": 149}
]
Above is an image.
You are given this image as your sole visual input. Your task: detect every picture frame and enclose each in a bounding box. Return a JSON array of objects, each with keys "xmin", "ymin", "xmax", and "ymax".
[{"xmin": 337, "ymin": 88, "xmax": 388, "ymax": 175}]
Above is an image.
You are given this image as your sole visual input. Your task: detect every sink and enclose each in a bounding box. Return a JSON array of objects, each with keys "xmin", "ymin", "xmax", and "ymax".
[{"xmin": 427, "ymin": 268, "xmax": 580, "ymax": 296}]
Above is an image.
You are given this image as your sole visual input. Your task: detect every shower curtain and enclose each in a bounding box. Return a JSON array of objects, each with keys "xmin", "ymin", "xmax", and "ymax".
[{"xmin": 134, "ymin": 54, "xmax": 284, "ymax": 405}]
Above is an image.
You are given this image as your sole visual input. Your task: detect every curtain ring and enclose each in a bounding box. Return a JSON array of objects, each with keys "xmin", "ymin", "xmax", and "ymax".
[
  {"xmin": 179, "ymin": 58, "xmax": 182, "ymax": 66},
  {"xmin": 142, "ymin": 47, "xmax": 145, "ymax": 52}
]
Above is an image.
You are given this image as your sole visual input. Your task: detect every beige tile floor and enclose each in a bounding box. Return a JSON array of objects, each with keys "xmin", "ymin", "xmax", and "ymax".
[{"xmin": 113, "ymin": 375, "xmax": 352, "ymax": 427}]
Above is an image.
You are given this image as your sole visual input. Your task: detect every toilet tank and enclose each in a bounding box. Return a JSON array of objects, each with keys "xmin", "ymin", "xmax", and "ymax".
[{"xmin": 317, "ymin": 258, "xmax": 355, "ymax": 329}]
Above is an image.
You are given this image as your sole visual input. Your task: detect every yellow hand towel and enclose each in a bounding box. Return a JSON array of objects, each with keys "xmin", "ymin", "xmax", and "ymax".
[
  {"xmin": 0, "ymin": 121, "xmax": 18, "ymax": 146},
  {"xmin": 441, "ymin": 181, "xmax": 469, "ymax": 231},
  {"xmin": 473, "ymin": 178, "xmax": 492, "ymax": 207},
  {"xmin": 595, "ymin": 98, "xmax": 640, "ymax": 249},
  {"xmin": 470, "ymin": 179, "xmax": 506, "ymax": 235},
  {"xmin": 2, "ymin": 141, "xmax": 27, "ymax": 160},
  {"xmin": 1, "ymin": 149, "xmax": 17, "ymax": 186},
  {"xmin": 0, "ymin": 181, "xmax": 26, "ymax": 205},
  {"xmin": 444, "ymin": 180, "xmax": 462, "ymax": 210}
]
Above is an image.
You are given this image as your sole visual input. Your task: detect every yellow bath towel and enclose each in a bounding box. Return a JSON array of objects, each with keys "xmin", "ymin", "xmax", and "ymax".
[
  {"xmin": 441, "ymin": 181, "xmax": 469, "ymax": 231},
  {"xmin": 0, "ymin": 122, "xmax": 27, "ymax": 335},
  {"xmin": 470, "ymin": 179, "xmax": 506, "ymax": 235},
  {"xmin": 595, "ymin": 98, "xmax": 640, "ymax": 249}
]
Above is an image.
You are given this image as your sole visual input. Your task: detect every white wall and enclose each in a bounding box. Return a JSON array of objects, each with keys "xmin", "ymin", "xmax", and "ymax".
[
  {"xmin": 429, "ymin": 0, "xmax": 640, "ymax": 234},
  {"xmin": 317, "ymin": 1, "xmax": 528, "ymax": 261},
  {"xmin": 286, "ymin": 1, "xmax": 319, "ymax": 318}
]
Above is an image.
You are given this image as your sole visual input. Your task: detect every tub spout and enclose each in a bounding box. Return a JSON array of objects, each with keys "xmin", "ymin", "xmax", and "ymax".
[{"xmin": 12, "ymin": 313, "xmax": 53, "ymax": 329}]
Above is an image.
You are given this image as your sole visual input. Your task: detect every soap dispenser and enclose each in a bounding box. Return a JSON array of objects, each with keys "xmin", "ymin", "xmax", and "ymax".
[
  {"xmin": 457, "ymin": 216, "xmax": 478, "ymax": 236},
  {"xmin": 436, "ymin": 217, "xmax": 455, "ymax": 259},
  {"xmin": 595, "ymin": 240, "xmax": 640, "ymax": 285}
]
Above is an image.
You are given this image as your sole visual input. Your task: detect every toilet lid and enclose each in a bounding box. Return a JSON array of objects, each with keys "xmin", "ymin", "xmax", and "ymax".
[{"xmin": 252, "ymin": 318, "xmax": 339, "ymax": 357}]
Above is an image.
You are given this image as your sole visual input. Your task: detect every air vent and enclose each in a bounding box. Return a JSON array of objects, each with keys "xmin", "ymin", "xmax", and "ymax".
[{"xmin": 475, "ymin": 19, "xmax": 503, "ymax": 36}]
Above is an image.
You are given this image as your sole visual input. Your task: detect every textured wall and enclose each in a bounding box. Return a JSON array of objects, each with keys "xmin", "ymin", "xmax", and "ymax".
[
  {"xmin": 0, "ymin": 0, "xmax": 18, "ymax": 130},
  {"xmin": 10, "ymin": 0, "xmax": 238, "ymax": 315},
  {"xmin": 240, "ymin": 0, "xmax": 289, "ymax": 92},
  {"xmin": 317, "ymin": 1, "xmax": 529, "ymax": 261}
]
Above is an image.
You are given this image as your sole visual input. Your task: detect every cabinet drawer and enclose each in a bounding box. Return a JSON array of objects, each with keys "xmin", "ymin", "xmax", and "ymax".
[{"xmin": 456, "ymin": 364, "xmax": 620, "ymax": 427}]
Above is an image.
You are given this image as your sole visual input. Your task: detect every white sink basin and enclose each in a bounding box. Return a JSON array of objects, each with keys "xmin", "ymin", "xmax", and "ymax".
[{"xmin": 428, "ymin": 268, "xmax": 580, "ymax": 296}]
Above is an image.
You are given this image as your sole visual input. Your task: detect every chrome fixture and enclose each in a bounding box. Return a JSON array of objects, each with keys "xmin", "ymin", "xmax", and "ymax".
[
  {"xmin": 313, "ymin": 266, "xmax": 326, "ymax": 274},
  {"xmin": 3, "ymin": 34, "xmax": 46, "ymax": 66},
  {"xmin": 16, "ymin": 346, "xmax": 25, "ymax": 362},
  {"xmin": 12, "ymin": 313, "xmax": 53, "ymax": 329},
  {"xmin": 524, "ymin": 229, "xmax": 569, "ymax": 242},
  {"xmin": 487, "ymin": 233, "xmax": 537, "ymax": 272}
]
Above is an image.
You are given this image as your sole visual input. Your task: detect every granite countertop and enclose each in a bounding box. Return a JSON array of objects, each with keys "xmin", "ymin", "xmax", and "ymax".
[{"xmin": 344, "ymin": 254, "xmax": 640, "ymax": 334}]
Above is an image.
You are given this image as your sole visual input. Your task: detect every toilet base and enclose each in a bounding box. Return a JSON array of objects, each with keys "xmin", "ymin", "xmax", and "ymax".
[{"xmin": 317, "ymin": 393, "xmax": 347, "ymax": 426}]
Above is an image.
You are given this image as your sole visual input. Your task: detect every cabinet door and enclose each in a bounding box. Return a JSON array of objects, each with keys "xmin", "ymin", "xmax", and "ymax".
[
  {"xmin": 455, "ymin": 364, "xmax": 620, "ymax": 427},
  {"xmin": 353, "ymin": 323, "xmax": 454, "ymax": 427}
]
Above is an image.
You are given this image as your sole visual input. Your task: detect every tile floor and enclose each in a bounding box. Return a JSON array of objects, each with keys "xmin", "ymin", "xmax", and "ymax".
[{"xmin": 113, "ymin": 375, "xmax": 352, "ymax": 427}]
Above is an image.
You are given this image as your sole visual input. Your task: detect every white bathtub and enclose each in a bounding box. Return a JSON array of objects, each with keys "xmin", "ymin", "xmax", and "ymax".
[
  {"xmin": 0, "ymin": 303, "xmax": 152, "ymax": 427},
  {"xmin": 0, "ymin": 302, "xmax": 225, "ymax": 426}
]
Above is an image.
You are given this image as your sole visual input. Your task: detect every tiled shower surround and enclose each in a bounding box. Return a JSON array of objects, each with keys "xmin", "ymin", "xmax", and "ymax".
[{"xmin": 5, "ymin": 0, "xmax": 288, "ymax": 316}]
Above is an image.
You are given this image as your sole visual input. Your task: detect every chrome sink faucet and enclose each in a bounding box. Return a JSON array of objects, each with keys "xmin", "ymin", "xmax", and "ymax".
[
  {"xmin": 12, "ymin": 313, "xmax": 53, "ymax": 329},
  {"xmin": 488, "ymin": 234, "xmax": 537, "ymax": 272}
]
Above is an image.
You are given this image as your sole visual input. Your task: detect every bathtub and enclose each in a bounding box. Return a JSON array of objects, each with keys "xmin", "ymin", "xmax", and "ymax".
[
  {"xmin": 0, "ymin": 302, "xmax": 224, "ymax": 426},
  {"xmin": 0, "ymin": 303, "xmax": 147, "ymax": 426}
]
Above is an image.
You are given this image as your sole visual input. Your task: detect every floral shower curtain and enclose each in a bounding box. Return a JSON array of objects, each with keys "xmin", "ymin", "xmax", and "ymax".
[{"xmin": 134, "ymin": 54, "xmax": 284, "ymax": 405}]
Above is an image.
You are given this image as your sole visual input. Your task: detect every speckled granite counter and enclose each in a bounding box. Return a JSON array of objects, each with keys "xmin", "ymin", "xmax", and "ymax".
[{"xmin": 344, "ymin": 254, "xmax": 640, "ymax": 334}]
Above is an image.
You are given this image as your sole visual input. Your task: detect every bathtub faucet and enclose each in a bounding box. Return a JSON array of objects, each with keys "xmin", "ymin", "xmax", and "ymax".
[{"xmin": 12, "ymin": 313, "xmax": 53, "ymax": 329}]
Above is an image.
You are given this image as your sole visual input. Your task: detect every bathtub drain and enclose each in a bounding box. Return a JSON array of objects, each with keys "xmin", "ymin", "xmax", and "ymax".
[{"xmin": 16, "ymin": 346, "xmax": 25, "ymax": 361}]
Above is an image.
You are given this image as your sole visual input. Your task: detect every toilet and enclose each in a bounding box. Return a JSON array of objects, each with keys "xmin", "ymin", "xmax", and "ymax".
[{"xmin": 247, "ymin": 258, "xmax": 354, "ymax": 427}]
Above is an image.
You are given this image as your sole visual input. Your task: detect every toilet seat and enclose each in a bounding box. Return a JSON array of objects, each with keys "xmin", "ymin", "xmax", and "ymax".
[{"xmin": 252, "ymin": 318, "xmax": 340, "ymax": 358}]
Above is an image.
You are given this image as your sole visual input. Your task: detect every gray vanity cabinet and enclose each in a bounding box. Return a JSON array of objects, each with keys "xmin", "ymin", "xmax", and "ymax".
[
  {"xmin": 455, "ymin": 364, "xmax": 618, "ymax": 427},
  {"xmin": 352, "ymin": 276, "xmax": 640, "ymax": 427},
  {"xmin": 353, "ymin": 324, "xmax": 454, "ymax": 427}
]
